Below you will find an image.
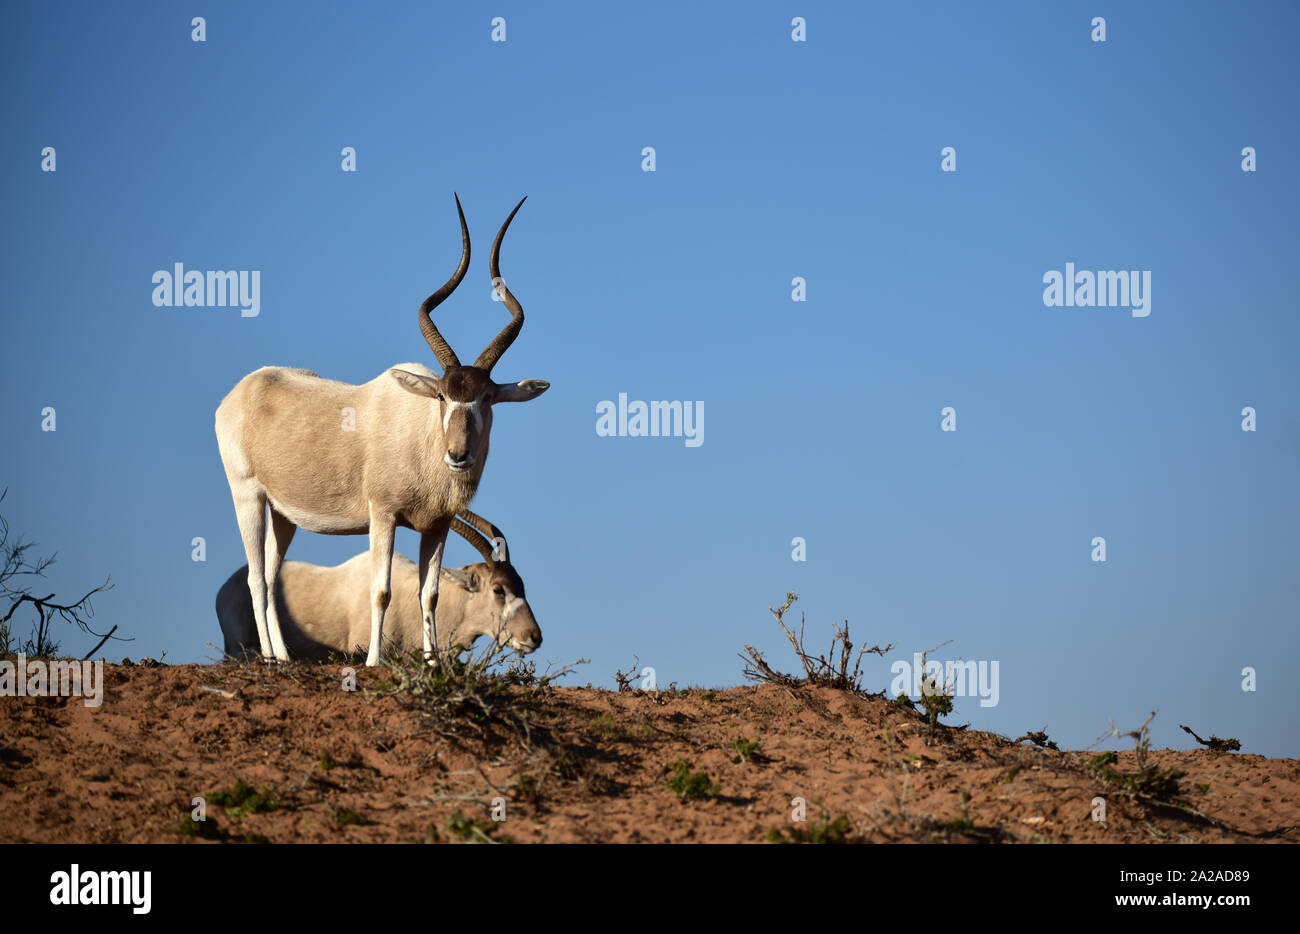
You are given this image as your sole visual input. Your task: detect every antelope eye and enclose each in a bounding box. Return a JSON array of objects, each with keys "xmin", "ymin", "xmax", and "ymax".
[
  {"xmin": 437, "ymin": 393, "xmax": 445, "ymax": 402},
  {"xmin": 493, "ymin": 586, "xmax": 505, "ymax": 597}
]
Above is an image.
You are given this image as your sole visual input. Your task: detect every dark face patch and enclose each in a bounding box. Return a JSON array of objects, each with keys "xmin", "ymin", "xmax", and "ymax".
[
  {"xmin": 437, "ymin": 366, "xmax": 497, "ymax": 465},
  {"xmin": 440, "ymin": 366, "xmax": 494, "ymax": 403},
  {"xmin": 469, "ymin": 562, "xmax": 526, "ymax": 599},
  {"xmin": 490, "ymin": 564, "xmax": 526, "ymax": 599}
]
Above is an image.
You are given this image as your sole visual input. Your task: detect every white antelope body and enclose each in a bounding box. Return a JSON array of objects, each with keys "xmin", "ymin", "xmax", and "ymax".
[
  {"xmin": 215, "ymin": 195, "xmax": 548, "ymax": 666},
  {"xmin": 217, "ymin": 513, "xmax": 541, "ymax": 661}
]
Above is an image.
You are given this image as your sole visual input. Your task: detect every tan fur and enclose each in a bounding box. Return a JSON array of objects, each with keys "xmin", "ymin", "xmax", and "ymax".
[
  {"xmin": 216, "ymin": 364, "xmax": 482, "ymax": 534},
  {"xmin": 215, "ymin": 553, "xmax": 542, "ymax": 662}
]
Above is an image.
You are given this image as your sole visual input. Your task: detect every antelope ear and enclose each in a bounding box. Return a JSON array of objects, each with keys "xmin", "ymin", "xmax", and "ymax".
[
  {"xmin": 493, "ymin": 379, "xmax": 549, "ymax": 403},
  {"xmin": 389, "ymin": 368, "xmax": 442, "ymax": 398},
  {"xmin": 440, "ymin": 567, "xmax": 471, "ymax": 590}
]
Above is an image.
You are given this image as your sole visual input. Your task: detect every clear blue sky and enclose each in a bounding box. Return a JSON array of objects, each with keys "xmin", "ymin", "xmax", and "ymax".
[{"xmin": 2, "ymin": 1, "xmax": 1297, "ymax": 757}]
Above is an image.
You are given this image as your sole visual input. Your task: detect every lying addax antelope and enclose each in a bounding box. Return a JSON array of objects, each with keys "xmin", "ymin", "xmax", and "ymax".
[
  {"xmin": 215, "ymin": 195, "xmax": 549, "ymax": 665},
  {"xmin": 216, "ymin": 511, "xmax": 541, "ymax": 661}
]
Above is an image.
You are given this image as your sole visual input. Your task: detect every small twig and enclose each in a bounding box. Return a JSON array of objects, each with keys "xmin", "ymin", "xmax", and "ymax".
[
  {"xmin": 1014, "ymin": 727, "xmax": 1059, "ymax": 750},
  {"xmin": 613, "ymin": 655, "xmax": 641, "ymax": 692},
  {"xmin": 1179, "ymin": 724, "xmax": 1241, "ymax": 753},
  {"xmin": 472, "ymin": 765, "xmax": 512, "ymax": 797},
  {"xmin": 82, "ymin": 624, "xmax": 119, "ymax": 660},
  {"xmin": 198, "ymin": 684, "xmax": 240, "ymax": 700}
]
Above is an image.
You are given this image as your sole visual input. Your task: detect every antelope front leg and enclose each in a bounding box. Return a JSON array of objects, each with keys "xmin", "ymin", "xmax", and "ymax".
[
  {"xmin": 366, "ymin": 509, "xmax": 397, "ymax": 668},
  {"xmin": 231, "ymin": 486, "xmax": 273, "ymax": 661},
  {"xmin": 262, "ymin": 506, "xmax": 297, "ymax": 662},
  {"xmin": 418, "ymin": 520, "xmax": 451, "ymax": 665}
]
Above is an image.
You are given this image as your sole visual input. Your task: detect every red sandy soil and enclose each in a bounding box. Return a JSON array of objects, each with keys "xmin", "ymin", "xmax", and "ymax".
[{"xmin": 1, "ymin": 661, "xmax": 1296, "ymax": 843}]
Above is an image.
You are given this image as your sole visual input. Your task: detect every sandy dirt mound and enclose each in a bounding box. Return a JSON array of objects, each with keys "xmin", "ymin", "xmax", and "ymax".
[{"xmin": 1, "ymin": 661, "xmax": 1296, "ymax": 843}]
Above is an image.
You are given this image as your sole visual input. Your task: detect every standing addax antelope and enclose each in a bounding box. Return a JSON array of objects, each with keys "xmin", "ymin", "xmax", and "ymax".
[{"xmin": 214, "ymin": 195, "xmax": 549, "ymax": 666}]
